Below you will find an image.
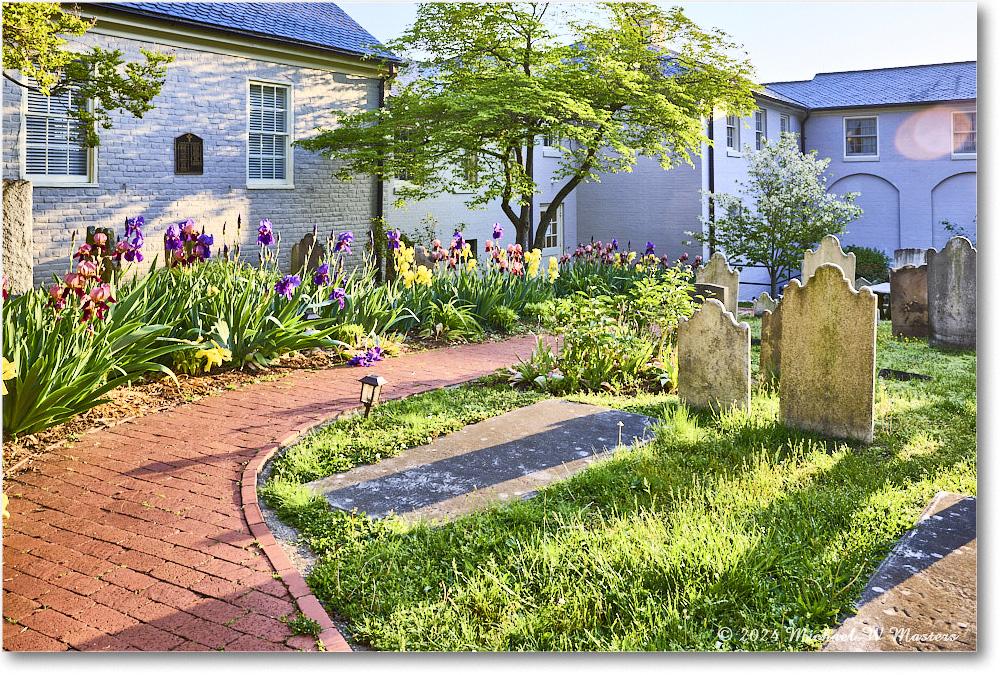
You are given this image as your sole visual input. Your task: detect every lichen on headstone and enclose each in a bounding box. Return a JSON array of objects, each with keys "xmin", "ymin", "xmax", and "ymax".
[{"xmin": 926, "ymin": 237, "xmax": 976, "ymax": 350}]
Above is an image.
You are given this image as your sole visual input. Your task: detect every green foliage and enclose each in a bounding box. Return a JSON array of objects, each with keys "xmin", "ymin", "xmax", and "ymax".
[
  {"xmin": 488, "ymin": 305, "xmax": 519, "ymax": 333},
  {"xmin": 2, "ymin": 2, "xmax": 173, "ymax": 147},
  {"xmin": 266, "ymin": 327, "xmax": 975, "ymax": 651},
  {"xmin": 844, "ymin": 245, "xmax": 891, "ymax": 284},
  {"xmin": 693, "ymin": 133, "xmax": 864, "ymax": 296},
  {"xmin": 297, "ymin": 2, "xmax": 756, "ymax": 248}
]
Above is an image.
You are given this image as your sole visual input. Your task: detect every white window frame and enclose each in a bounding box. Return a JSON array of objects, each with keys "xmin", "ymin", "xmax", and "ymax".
[
  {"xmin": 844, "ymin": 115, "xmax": 879, "ymax": 161},
  {"xmin": 780, "ymin": 114, "xmax": 790, "ymax": 135},
  {"xmin": 951, "ymin": 111, "xmax": 976, "ymax": 159},
  {"xmin": 541, "ymin": 134, "xmax": 562, "ymax": 158},
  {"xmin": 247, "ymin": 79, "xmax": 294, "ymax": 189},
  {"xmin": 754, "ymin": 109, "xmax": 767, "ymax": 150},
  {"xmin": 540, "ymin": 202, "xmax": 563, "ymax": 250},
  {"xmin": 20, "ymin": 82, "xmax": 97, "ymax": 187},
  {"xmin": 725, "ymin": 114, "xmax": 740, "ymax": 155}
]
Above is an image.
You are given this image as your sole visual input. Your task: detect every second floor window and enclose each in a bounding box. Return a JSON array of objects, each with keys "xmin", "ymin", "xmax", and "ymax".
[
  {"xmin": 248, "ymin": 82, "xmax": 291, "ymax": 184},
  {"xmin": 845, "ymin": 116, "xmax": 878, "ymax": 158},
  {"xmin": 755, "ymin": 110, "xmax": 767, "ymax": 150},
  {"xmin": 726, "ymin": 114, "xmax": 738, "ymax": 150},
  {"xmin": 24, "ymin": 85, "xmax": 92, "ymax": 182},
  {"xmin": 953, "ymin": 111, "xmax": 976, "ymax": 155}
]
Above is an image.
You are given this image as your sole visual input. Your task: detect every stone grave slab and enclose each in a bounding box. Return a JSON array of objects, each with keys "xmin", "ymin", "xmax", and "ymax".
[
  {"xmin": 894, "ymin": 248, "xmax": 927, "ymax": 269},
  {"xmin": 760, "ymin": 303, "xmax": 782, "ymax": 383},
  {"xmin": 889, "ymin": 264, "xmax": 928, "ymax": 338},
  {"xmin": 696, "ymin": 252, "xmax": 740, "ymax": 314},
  {"xmin": 780, "ymin": 263, "xmax": 877, "ymax": 443},
  {"xmin": 803, "ymin": 234, "xmax": 856, "ymax": 284},
  {"xmin": 677, "ymin": 299, "xmax": 750, "ymax": 412},
  {"xmin": 926, "ymin": 237, "xmax": 976, "ymax": 350},
  {"xmin": 290, "ymin": 232, "xmax": 326, "ymax": 274},
  {"xmin": 305, "ymin": 399, "xmax": 657, "ymax": 523},
  {"xmin": 690, "ymin": 282, "xmax": 727, "ymax": 307}
]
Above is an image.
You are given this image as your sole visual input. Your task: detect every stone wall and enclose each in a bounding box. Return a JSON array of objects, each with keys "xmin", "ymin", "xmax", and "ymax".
[{"xmin": 2, "ymin": 31, "xmax": 382, "ymax": 285}]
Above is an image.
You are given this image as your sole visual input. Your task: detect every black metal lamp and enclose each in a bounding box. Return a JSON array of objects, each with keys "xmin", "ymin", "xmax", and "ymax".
[{"xmin": 359, "ymin": 374, "xmax": 387, "ymax": 418}]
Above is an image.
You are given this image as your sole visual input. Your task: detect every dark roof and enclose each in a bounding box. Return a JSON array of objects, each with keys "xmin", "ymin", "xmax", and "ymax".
[
  {"xmin": 765, "ymin": 61, "xmax": 976, "ymax": 110},
  {"xmin": 93, "ymin": 2, "xmax": 398, "ymax": 61}
]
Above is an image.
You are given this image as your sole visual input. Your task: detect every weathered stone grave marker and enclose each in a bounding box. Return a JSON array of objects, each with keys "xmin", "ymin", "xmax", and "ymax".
[
  {"xmin": 677, "ymin": 299, "xmax": 750, "ymax": 412},
  {"xmin": 290, "ymin": 232, "xmax": 325, "ymax": 274},
  {"xmin": 926, "ymin": 237, "xmax": 976, "ymax": 350},
  {"xmin": 854, "ymin": 277, "xmax": 872, "ymax": 290},
  {"xmin": 753, "ymin": 292, "xmax": 779, "ymax": 317},
  {"xmin": 760, "ymin": 303, "xmax": 782, "ymax": 383},
  {"xmin": 690, "ymin": 283, "xmax": 727, "ymax": 308},
  {"xmin": 780, "ymin": 264, "xmax": 877, "ymax": 443},
  {"xmin": 696, "ymin": 252, "xmax": 739, "ymax": 314},
  {"xmin": 889, "ymin": 264, "xmax": 928, "ymax": 338},
  {"xmin": 803, "ymin": 234, "xmax": 856, "ymax": 284}
]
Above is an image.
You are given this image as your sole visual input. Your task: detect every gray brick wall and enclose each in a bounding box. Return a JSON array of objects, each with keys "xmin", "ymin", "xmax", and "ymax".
[{"xmin": 2, "ymin": 32, "xmax": 385, "ymax": 285}]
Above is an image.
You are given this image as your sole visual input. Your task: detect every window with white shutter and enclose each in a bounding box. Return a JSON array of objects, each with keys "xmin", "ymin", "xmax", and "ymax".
[
  {"xmin": 23, "ymin": 85, "xmax": 94, "ymax": 184},
  {"xmin": 248, "ymin": 81, "xmax": 293, "ymax": 187}
]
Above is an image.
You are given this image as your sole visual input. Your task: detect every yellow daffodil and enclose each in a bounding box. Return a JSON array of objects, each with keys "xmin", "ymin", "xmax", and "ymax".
[
  {"xmin": 195, "ymin": 341, "xmax": 231, "ymax": 373},
  {"xmin": 2, "ymin": 357, "xmax": 15, "ymax": 395}
]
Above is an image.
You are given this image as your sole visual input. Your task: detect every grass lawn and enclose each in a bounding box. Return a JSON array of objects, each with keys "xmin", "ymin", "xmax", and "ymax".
[{"xmin": 261, "ymin": 320, "xmax": 976, "ymax": 651}]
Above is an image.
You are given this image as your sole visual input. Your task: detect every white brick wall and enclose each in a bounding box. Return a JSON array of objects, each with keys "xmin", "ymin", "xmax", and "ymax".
[{"xmin": 2, "ymin": 32, "xmax": 385, "ymax": 285}]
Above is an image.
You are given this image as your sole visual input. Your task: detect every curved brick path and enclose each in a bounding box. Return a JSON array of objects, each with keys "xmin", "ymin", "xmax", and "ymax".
[{"xmin": 2, "ymin": 336, "xmax": 540, "ymax": 651}]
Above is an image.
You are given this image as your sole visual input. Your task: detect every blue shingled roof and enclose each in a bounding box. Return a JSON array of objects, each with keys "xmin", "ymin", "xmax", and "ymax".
[
  {"xmin": 95, "ymin": 2, "xmax": 398, "ymax": 60},
  {"xmin": 765, "ymin": 61, "xmax": 976, "ymax": 109}
]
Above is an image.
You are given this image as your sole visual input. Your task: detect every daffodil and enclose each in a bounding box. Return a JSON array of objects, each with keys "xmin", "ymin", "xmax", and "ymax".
[
  {"xmin": 2, "ymin": 357, "xmax": 15, "ymax": 395},
  {"xmin": 195, "ymin": 341, "xmax": 232, "ymax": 372}
]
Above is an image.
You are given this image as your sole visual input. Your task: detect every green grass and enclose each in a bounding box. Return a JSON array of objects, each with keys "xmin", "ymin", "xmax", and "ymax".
[{"xmin": 262, "ymin": 323, "xmax": 975, "ymax": 651}]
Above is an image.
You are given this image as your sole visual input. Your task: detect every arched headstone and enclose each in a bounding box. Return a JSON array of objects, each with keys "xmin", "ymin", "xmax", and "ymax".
[
  {"xmin": 802, "ymin": 234, "xmax": 856, "ymax": 284},
  {"xmin": 696, "ymin": 252, "xmax": 739, "ymax": 314},
  {"xmin": 780, "ymin": 264, "xmax": 877, "ymax": 443},
  {"xmin": 926, "ymin": 237, "xmax": 976, "ymax": 350},
  {"xmin": 752, "ymin": 292, "xmax": 779, "ymax": 317},
  {"xmin": 760, "ymin": 303, "xmax": 782, "ymax": 383},
  {"xmin": 677, "ymin": 299, "xmax": 750, "ymax": 412}
]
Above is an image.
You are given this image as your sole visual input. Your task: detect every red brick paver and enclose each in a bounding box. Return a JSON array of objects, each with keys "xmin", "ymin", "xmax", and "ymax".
[{"xmin": 2, "ymin": 336, "xmax": 541, "ymax": 651}]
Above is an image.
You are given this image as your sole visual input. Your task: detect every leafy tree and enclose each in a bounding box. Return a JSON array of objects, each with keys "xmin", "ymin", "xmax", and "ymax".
[
  {"xmin": 2, "ymin": 2, "xmax": 173, "ymax": 147},
  {"xmin": 692, "ymin": 132, "xmax": 863, "ymax": 296},
  {"xmin": 297, "ymin": 2, "xmax": 757, "ymax": 250}
]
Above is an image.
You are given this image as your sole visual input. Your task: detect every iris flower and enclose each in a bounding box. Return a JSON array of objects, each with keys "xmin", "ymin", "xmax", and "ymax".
[
  {"xmin": 313, "ymin": 262, "xmax": 331, "ymax": 286},
  {"xmin": 274, "ymin": 274, "xmax": 301, "ymax": 299},
  {"xmin": 493, "ymin": 223, "xmax": 503, "ymax": 240},
  {"xmin": 2, "ymin": 357, "xmax": 15, "ymax": 395},
  {"xmin": 335, "ymin": 231, "xmax": 354, "ymax": 255},
  {"xmin": 330, "ymin": 286, "xmax": 347, "ymax": 310},
  {"xmin": 258, "ymin": 219, "xmax": 275, "ymax": 246}
]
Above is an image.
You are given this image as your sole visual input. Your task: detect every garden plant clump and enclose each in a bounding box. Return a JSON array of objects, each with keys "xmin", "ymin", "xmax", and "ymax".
[{"xmin": 262, "ymin": 321, "xmax": 975, "ymax": 651}]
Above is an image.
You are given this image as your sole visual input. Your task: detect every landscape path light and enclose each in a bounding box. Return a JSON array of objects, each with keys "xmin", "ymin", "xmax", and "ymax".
[{"xmin": 359, "ymin": 374, "xmax": 387, "ymax": 418}]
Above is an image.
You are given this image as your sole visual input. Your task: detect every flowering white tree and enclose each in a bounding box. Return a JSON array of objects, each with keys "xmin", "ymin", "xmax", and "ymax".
[{"xmin": 692, "ymin": 133, "xmax": 863, "ymax": 296}]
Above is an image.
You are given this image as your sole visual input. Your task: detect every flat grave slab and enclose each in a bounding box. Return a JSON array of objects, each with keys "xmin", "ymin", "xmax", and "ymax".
[{"xmin": 304, "ymin": 399, "xmax": 657, "ymax": 523}]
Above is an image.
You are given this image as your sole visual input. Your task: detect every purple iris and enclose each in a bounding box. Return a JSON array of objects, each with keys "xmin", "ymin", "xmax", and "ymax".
[
  {"xmin": 313, "ymin": 262, "xmax": 331, "ymax": 286},
  {"xmin": 334, "ymin": 231, "xmax": 354, "ymax": 255},
  {"xmin": 452, "ymin": 231, "xmax": 465, "ymax": 251},
  {"xmin": 258, "ymin": 219, "xmax": 275, "ymax": 246},
  {"xmin": 492, "ymin": 223, "xmax": 503, "ymax": 240},
  {"xmin": 274, "ymin": 274, "xmax": 301, "ymax": 299},
  {"xmin": 386, "ymin": 229, "xmax": 401, "ymax": 251},
  {"xmin": 611, "ymin": 238, "xmax": 619, "ymax": 251},
  {"xmin": 196, "ymin": 233, "xmax": 213, "ymax": 259},
  {"xmin": 348, "ymin": 346, "xmax": 383, "ymax": 367},
  {"xmin": 330, "ymin": 286, "xmax": 346, "ymax": 310},
  {"xmin": 645, "ymin": 241, "xmax": 655, "ymax": 256},
  {"xmin": 125, "ymin": 216, "xmax": 145, "ymax": 248},
  {"xmin": 164, "ymin": 223, "xmax": 183, "ymax": 251}
]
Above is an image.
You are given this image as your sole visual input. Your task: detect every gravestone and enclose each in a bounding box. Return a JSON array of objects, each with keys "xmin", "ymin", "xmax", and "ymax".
[
  {"xmin": 677, "ymin": 299, "xmax": 750, "ymax": 412},
  {"xmin": 854, "ymin": 277, "xmax": 872, "ymax": 290},
  {"xmin": 690, "ymin": 283, "xmax": 727, "ymax": 308},
  {"xmin": 290, "ymin": 232, "xmax": 325, "ymax": 274},
  {"xmin": 760, "ymin": 303, "xmax": 782, "ymax": 383},
  {"xmin": 889, "ymin": 265, "xmax": 928, "ymax": 338},
  {"xmin": 780, "ymin": 264, "xmax": 877, "ymax": 443},
  {"xmin": 894, "ymin": 248, "xmax": 927, "ymax": 269},
  {"xmin": 926, "ymin": 237, "xmax": 976, "ymax": 350},
  {"xmin": 696, "ymin": 252, "xmax": 739, "ymax": 314},
  {"xmin": 2, "ymin": 179, "xmax": 33, "ymax": 294},
  {"xmin": 803, "ymin": 234, "xmax": 856, "ymax": 284},
  {"xmin": 752, "ymin": 292, "xmax": 779, "ymax": 317},
  {"xmin": 413, "ymin": 245, "xmax": 435, "ymax": 270}
]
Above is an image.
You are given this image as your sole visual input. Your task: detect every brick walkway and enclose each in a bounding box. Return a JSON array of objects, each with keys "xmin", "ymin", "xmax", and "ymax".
[{"xmin": 2, "ymin": 336, "xmax": 541, "ymax": 652}]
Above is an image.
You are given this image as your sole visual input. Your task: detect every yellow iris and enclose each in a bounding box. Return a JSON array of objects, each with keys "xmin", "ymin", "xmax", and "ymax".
[
  {"xmin": 2, "ymin": 357, "xmax": 15, "ymax": 395},
  {"xmin": 2, "ymin": 493, "xmax": 9, "ymax": 520},
  {"xmin": 416, "ymin": 265, "xmax": 433, "ymax": 286},
  {"xmin": 547, "ymin": 256, "xmax": 559, "ymax": 282}
]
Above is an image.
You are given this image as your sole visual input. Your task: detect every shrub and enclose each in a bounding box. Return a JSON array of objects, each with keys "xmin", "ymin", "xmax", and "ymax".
[
  {"xmin": 845, "ymin": 245, "xmax": 891, "ymax": 283},
  {"xmin": 487, "ymin": 305, "xmax": 518, "ymax": 332}
]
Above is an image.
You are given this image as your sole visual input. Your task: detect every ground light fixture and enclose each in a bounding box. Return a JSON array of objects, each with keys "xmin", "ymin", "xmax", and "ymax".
[{"xmin": 359, "ymin": 374, "xmax": 387, "ymax": 418}]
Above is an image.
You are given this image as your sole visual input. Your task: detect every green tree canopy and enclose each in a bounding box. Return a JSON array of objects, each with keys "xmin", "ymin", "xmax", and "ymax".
[
  {"xmin": 2, "ymin": 2, "xmax": 173, "ymax": 147},
  {"xmin": 692, "ymin": 132, "xmax": 864, "ymax": 296},
  {"xmin": 297, "ymin": 2, "xmax": 757, "ymax": 250}
]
